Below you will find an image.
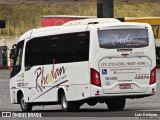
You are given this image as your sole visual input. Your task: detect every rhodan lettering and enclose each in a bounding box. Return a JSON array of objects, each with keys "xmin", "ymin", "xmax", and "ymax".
[
  {"xmin": 107, "ymin": 34, "xmax": 139, "ymax": 45},
  {"xmin": 34, "ymin": 59, "xmax": 66, "ymax": 92}
]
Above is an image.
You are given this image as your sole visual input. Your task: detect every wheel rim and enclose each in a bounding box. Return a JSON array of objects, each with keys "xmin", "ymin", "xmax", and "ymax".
[
  {"xmin": 62, "ymin": 95, "xmax": 67, "ymax": 109},
  {"xmin": 21, "ymin": 97, "xmax": 27, "ymax": 109}
]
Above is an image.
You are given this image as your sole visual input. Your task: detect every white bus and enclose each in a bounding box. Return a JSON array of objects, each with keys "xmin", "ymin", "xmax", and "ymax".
[{"xmin": 10, "ymin": 18, "xmax": 157, "ymax": 112}]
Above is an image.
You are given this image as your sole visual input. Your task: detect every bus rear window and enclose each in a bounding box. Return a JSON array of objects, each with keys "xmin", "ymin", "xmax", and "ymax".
[{"xmin": 98, "ymin": 29, "xmax": 149, "ymax": 49}]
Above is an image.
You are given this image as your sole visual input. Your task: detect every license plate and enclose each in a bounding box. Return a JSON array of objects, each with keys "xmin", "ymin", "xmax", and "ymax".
[{"xmin": 119, "ymin": 84, "xmax": 131, "ymax": 89}]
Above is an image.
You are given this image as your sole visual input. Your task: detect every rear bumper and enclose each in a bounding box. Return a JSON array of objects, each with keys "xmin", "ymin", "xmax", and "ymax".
[{"xmin": 90, "ymin": 83, "xmax": 157, "ymax": 99}]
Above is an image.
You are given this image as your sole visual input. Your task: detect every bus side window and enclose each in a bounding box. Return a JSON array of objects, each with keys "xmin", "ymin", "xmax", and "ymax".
[
  {"xmin": 10, "ymin": 40, "xmax": 24, "ymax": 77},
  {"xmin": 51, "ymin": 37, "xmax": 59, "ymax": 47},
  {"xmin": 25, "ymin": 35, "xmax": 61, "ymax": 71},
  {"xmin": 75, "ymin": 32, "xmax": 89, "ymax": 61},
  {"xmin": 61, "ymin": 34, "xmax": 74, "ymax": 63},
  {"xmin": 50, "ymin": 36, "xmax": 61, "ymax": 64},
  {"xmin": 77, "ymin": 34, "xmax": 85, "ymax": 44},
  {"xmin": 24, "ymin": 31, "xmax": 90, "ymax": 71}
]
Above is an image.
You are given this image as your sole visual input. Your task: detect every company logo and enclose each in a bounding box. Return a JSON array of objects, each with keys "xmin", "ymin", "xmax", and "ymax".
[
  {"xmin": 35, "ymin": 59, "xmax": 66, "ymax": 92},
  {"xmin": 1, "ymin": 112, "xmax": 42, "ymax": 117},
  {"xmin": 2, "ymin": 112, "xmax": 11, "ymax": 117},
  {"xmin": 102, "ymin": 69, "xmax": 107, "ymax": 75}
]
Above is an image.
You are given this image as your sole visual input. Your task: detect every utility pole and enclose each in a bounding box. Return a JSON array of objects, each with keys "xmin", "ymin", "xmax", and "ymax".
[{"xmin": 97, "ymin": 0, "xmax": 114, "ymax": 18}]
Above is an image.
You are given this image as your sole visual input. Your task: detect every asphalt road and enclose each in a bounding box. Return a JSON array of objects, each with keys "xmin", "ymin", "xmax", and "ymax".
[{"xmin": 0, "ymin": 69, "xmax": 160, "ymax": 119}]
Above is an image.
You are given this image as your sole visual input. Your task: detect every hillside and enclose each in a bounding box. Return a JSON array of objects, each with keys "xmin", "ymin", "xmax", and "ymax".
[
  {"xmin": 0, "ymin": 3, "xmax": 160, "ymax": 36},
  {"xmin": 1, "ymin": 0, "xmax": 160, "ymax": 4}
]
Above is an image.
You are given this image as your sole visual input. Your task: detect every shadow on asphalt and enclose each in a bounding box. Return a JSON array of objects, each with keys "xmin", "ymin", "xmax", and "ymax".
[{"xmin": 31, "ymin": 108, "xmax": 148, "ymax": 112}]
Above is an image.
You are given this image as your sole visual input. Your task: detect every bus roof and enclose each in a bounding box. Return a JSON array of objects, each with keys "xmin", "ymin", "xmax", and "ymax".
[
  {"xmin": 18, "ymin": 18, "xmax": 150, "ymax": 43},
  {"xmin": 42, "ymin": 15, "xmax": 95, "ymax": 19}
]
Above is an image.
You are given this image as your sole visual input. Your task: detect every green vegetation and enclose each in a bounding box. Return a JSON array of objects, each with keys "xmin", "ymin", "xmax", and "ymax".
[{"xmin": 0, "ymin": 3, "xmax": 160, "ymax": 36}]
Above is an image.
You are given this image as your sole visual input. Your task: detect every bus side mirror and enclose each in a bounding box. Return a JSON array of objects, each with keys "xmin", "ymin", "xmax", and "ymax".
[{"xmin": 10, "ymin": 49, "xmax": 16, "ymax": 59}]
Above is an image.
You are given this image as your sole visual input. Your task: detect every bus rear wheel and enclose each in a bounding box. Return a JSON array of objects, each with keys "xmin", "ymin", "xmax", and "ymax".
[
  {"xmin": 106, "ymin": 98, "xmax": 126, "ymax": 111},
  {"xmin": 20, "ymin": 95, "xmax": 32, "ymax": 112},
  {"xmin": 61, "ymin": 93, "xmax": 80, "ymax": 112}
]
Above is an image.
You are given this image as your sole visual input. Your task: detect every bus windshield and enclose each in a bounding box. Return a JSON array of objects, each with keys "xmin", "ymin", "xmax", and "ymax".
[
  {"xmin": 98, "ymin": 28, "xmax": 149, "ymax": 49},
  {"xmin": 10, "ymin": 41, "xmax": 24, "ymax": 78}
]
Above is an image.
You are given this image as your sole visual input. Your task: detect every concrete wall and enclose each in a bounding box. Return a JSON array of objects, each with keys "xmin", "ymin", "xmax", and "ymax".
[{"xmin": 0, "ymin": 38, "xmax": 17, "ymax": 50}]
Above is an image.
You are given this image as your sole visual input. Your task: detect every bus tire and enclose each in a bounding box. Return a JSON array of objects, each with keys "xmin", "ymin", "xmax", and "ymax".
[
  {"xmin": 20, "ymin": 94, "xmax": 32, "ymax": 112},
  {"xmin": 61, "ymin": 93, "xmax": 80, "ymax": 112},
  {"xmin": 106, "ymin": 98, "xmax": 125, "ymax": 111}
]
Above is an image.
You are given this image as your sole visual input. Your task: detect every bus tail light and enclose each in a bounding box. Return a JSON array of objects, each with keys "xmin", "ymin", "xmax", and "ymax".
[
  {"xmin": 150, "ymin": 67, "xmax": 156, "ymax": 85},
  {"xmin": 91, "ymin": 68, "xmax": 101, "ymax": 87}
]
